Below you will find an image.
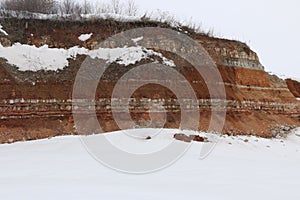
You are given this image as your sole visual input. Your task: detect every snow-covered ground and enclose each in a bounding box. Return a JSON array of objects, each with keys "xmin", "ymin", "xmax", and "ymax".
[
  {"xmin": 0, "ymin": 43, "xmax": 175, "ymax": 71},
  {"xmin": 0, "ymin": 128, "xmax": 299, "ymax": 200}
]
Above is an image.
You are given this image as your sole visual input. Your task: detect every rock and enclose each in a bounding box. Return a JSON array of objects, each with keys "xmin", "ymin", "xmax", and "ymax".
[
  {"xmin": 279, "ymin": 131, "xmax": 287, "ymax": 138},
  {"xmin": 174, "ymin": 134, "xmax": 192, "ymax": 143},
  {"xmin": 244, "ymin": 139, "xmax": 249, "ymax": 143},
  {"xmin": 145, "ymin": 136, "xmax": 152, "ymax": 140},
  {"xmin": 173, "ymin": 134, "xmax": 208, "ymax": 143},
  {"xmin": 0, "ymin": 37, "xmax": 11, "ymax": 47},
  {"xmin": 283, "ymin": 126, "xmax": 290, "ymax": 132},
  {"xmin": 191, "ymin": 135, "xmax": 208, "ymax": 142},
  {"xmin": 271, "ymin": 130, "xmax": 278, "ymax": 137}
]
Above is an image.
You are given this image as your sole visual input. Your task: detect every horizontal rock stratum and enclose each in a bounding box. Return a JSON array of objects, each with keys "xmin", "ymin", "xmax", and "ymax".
[{"xmin": 0, "ymin": 16, "xmax": 299, "ymax": 143}]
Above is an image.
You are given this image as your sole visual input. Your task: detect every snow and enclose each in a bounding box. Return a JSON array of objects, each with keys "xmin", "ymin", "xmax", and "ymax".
[
  {"xmin": 78, "ymin": 33, "xmax": 93, "ymax": 42},
  {"xmin": 131, "ymin": 36, "xmax": 144, "ymax": 43},
  {"xmin": 0, "ymin": 128, "xmax": 299, "ymax": 200},
  {"xmin": 0, "ymin": 23, "xmax": 8, "ymax": 36},
  {"xmin": 0, "ymin": 10, "xmax": 185, "ymax": 35},
  {"xmin": 281, "ymin": 75, "xmax": 300, "ymax": 82},
  {"xmin": 268, "ymin": 71, "xmax": 300, "ymax": 82},
  {"xmin": 0, "ymin": 43, "xmax": 69, "ymax": 71},
  {"xmin": 0, "ymin": 10, "xmax": 179, "ymax": 26},
  {"xmin": 0, "ymin": 10, "xmax": 141, "ymax": 22},
  {"xmin": 0, "ymin": 43, "xmax": 176, "ymax": 71},
  {"xmin": 288, "ymin": 76, "xmax": 300, "ymax": 82},
  {"xmin": 0, "ymin": 43, "xmax": 85, "ymax": 71}
]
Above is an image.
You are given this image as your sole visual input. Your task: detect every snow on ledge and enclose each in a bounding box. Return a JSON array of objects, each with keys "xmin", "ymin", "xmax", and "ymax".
[
  {"xmin": 0, "ymin": 24, "xmax": 8, "ymax": 36},
  {"xmin": 268, "ymin": 71, "xmax": 300, "ymax": 82},
  {"xmin": 0, "ymin": 43, "xmax": 176, "ymax": 71},
  {"xmin": 78, "ymin": 33, "xmax": 93, "ymax": 42},
  {"xmin": 131, "ymin": 36, "xmax": 144, "ymax": 43},
  {"xmin": 0, "ymin": 10, "xmax": 182, "ymax": 29},
  {"xmin": 0, "ymin": 10, "xmax": 141, "ymax": 22}
]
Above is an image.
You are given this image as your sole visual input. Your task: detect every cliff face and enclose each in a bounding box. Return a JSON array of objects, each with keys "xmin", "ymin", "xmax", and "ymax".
[
  {"xmin": 286, "ymin": 79, "xmax": 300, "ymax": 98},
  {"xmin": 0, "ymin": 17, "xmax": 299, "ymax": 143}
]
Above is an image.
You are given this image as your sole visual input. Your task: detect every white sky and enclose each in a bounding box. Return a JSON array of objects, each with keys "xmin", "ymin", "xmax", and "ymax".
[{"xmin": 75, "ymin": 0, "xmax": 299, "ymax": 78}]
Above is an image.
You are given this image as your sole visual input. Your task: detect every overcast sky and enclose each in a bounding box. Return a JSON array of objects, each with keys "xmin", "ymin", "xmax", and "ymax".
[{"xmin": 84, "ymin": 0, "xmax": 300, "ymax": 78}]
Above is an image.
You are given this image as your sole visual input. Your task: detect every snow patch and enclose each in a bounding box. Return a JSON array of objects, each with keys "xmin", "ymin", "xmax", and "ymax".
[
  {"xmin": 280, "ymin": 75, "xmax": 300, "ymax": 82},
  {"xmin": 268, "ymin": 71, "xmax": 300, "ymax": 82},
  {"xmin": 147, "ymin": 49, "xmax": 176, "ymax": 67},
  {"xmin": 0, "ymin": 43, "xmax": 72, "ymax": 71},
  {"xmin": 0, "ymin": 43, "xmax": 176, "ymax": 71},
  {"xmin": 78, "ymin": 33, "xmax": 93, "ymax": 42},
  {"xmin": 0, "ymin": 24, "xmax": 8, "ymax": 36},
  {"xmin": 131, "ymin": 36, "xmax": 144, "ymax": 43},
  {"xmin": 89, "ymin": 46, "xmax": 176, "ymax": 67},
  {"xmin": 0, "ymin": 10, "xmax": 141, "ymax": 22}
]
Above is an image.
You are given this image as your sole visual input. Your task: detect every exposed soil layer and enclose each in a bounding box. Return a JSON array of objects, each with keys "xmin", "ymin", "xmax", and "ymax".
[
  {"xmin": 286, "ymin": 79, "xmax": 300, "ymax": 98},
  {"xmin": 0, "ymin": 17, "xmax": 299, "ymax": 143}
]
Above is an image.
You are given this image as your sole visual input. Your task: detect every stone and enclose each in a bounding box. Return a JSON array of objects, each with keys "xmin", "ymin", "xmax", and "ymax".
[
  {"xmin": 146, "ymin": 136, "xmax": 152, "ymax": 140},
  {"xmin": 0, "ymin": 37, "xmax": 11, "ymax": 47},
  {"xmin": 283, "ymin": 126, "xmax": 290, "ymax": 132},
  {"xmin": 279, "ymin": 131, "xmax": 287, "ymax": 138},
  {"xmin": 173, "ymin": 134, "xmax": 208, "ymax": 143},
  {"xmin": 191, "ymin": 135, "xmax": 208, "ymax": 142},
  {"xmin": 174, "ymin": 134, "xmax": 192, "ymax": 143},
  {"xmin": 271, "ymin": 130, "xmax": 278, "ymax": 137}
]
